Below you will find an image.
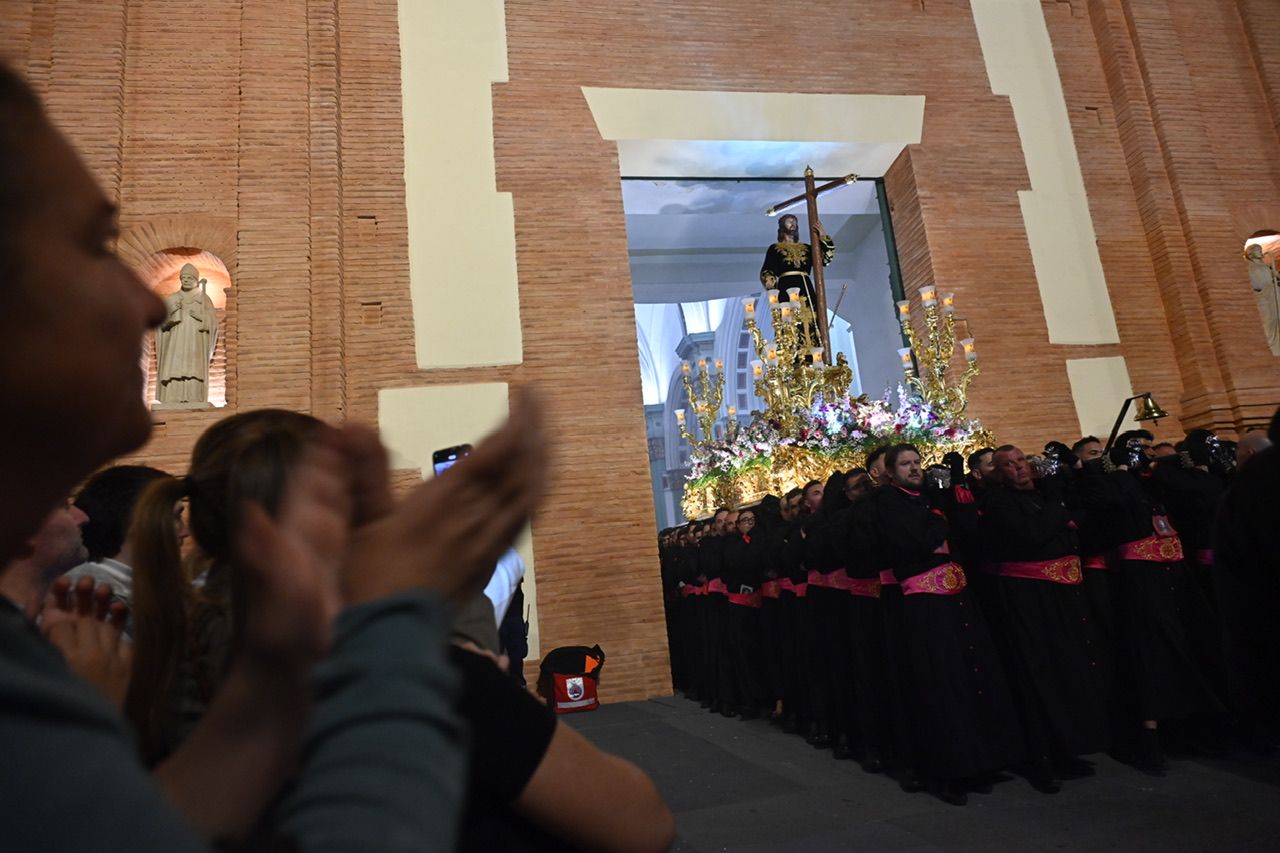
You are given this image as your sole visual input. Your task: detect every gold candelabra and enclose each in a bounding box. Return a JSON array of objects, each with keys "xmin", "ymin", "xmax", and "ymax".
[
  {"xmin": 741, "ymin": 288, "xmax": 856, "ymax": 436},
  {"xmin": 674, "ymin": 356, "xmax": 725, "ymax": 445},
  {"xmin": 894, "ymin": 285, "xmax": 979, "ymax": 422}
]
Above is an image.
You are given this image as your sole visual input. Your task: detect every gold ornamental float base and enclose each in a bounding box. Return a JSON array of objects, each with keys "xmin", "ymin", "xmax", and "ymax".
[{"xmin": 681, "ymin": 432, "xmax": 993, "ymax": 519}]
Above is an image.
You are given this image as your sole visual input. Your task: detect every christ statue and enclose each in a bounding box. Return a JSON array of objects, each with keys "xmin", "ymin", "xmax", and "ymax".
[{"xmin": 759, "ymin": 213, "xmax": 834, "ymax": 310}]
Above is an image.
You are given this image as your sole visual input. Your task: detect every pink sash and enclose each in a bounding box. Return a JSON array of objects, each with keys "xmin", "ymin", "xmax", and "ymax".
[
  {"xmin": 1083, "ymin": 554, "xmax": 1109, "ymax": 571},
  {"xmin": 706, "ymin": 578, "xmax": 729, "ymax": 595},
  {"xmin": 1196, "ymin": 549, "xmax": 1214, "ymax": 567},
  {"xmin": 727, "ymin": 590, "xmax": 763, "ymax": 608},
  {"xmin": 778, "ymin": 577, "xmax": 808, "ymax": 598},
  {"xmin": 807, "ymin": 568, "xmax": 835, "ymax": 588},
  {"xmin": 879, "ymin": 569, "xmax": 899, "ymax": 587},
  {"xmin": 900, "ymin": 562, "xmax": 967, "ymax": 596},
  {"xmin": 761, "ymin": 580, "xmax": 782, "ymax": 598},
  {"xmin": 1116, "ymin": 535, "xmax": 1183, "ymax": 564},
  {"xmin": 993, "ymin": 555, "xmax": 1083, "ymax": 585},
  {"xmin": 827, "ymin": 569, "xmax": 881, "ymax": 598}
]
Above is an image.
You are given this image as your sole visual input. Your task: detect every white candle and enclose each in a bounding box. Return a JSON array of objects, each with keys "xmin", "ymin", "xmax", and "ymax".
[
  {"xmin": 767, "ymin": 290, "xmax": 780, "ymax": 306},
  {"xmin": 675, "ymin": 409, "xmax": 685, "ymax": 423},
  {"xmin": 812, "ymin": 347, "xmax": 825, "ymax": 364},
  {"xmin": 786, "ymin": 287, "xmax": 802, "ymax": 303},
  {"xmin": 742, "ymin": 297, "xmax": 756, "ymax": 317},
  {"xmin": 681, "ymin": 361, "xmax": 690, "ymax": 375},
  {"xmin": 896, "ymin": 300, "xmax": 911, "ymax": 319},
  {"xmin": 751, "ymin": 360, "xmax": 763, "ymax": 378},
  {"xmin": 919, "ymin": 285, "xmax": 937, "ymax": 308},
  {"xmin": 960, "ymin": 338, "xmax": 977, "ymax": 363},
  {"xmin": 697, "ymin": 357, "xmax": 707, "ymax": 371},
  {"xmin": 727, "ymin": 405, "xmax": 737, "ymax": 419},
  {"xmin": 714, "ymin": 358, "xmax": 724, "ymax": 372},
  {"xmin": 897, "ymin": 347, "xmax": 914, "ymax": 371},
  {"xmin": 940, "ymin": 292, "xmax": 956, "ymax": 316}
]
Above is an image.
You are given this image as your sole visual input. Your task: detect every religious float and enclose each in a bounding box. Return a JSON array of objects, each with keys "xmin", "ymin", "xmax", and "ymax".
[{"xmin": 677, "ymin": 172, "xmax": 993, "ymax": 518}]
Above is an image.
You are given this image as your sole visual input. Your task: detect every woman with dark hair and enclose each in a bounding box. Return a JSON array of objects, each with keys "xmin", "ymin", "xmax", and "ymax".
[
  {"xmin": 127, "ymin": 408, "xmax": 673, "ymax": 852},
  {"xmin": 127, "ymin": 409, "xmax": 325, "ymax": 763}
]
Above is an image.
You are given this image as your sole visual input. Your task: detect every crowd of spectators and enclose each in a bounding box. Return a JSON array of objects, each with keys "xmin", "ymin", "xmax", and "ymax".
[{"xmin": 0, "ymin": 63, "xmax": 674, "ymax": 852}]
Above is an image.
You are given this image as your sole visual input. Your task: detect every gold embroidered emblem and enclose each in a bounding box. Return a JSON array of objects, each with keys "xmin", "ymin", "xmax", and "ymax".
[{"xmin": 774, "ymin": 241, "xmax": 809, "ymax": 268}]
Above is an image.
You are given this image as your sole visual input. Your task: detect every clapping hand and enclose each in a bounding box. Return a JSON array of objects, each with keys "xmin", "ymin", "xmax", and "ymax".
[
  {"xmin": 42, "ymin": 576, "xmax": 132, "ymax": 709},
  {"xmin": 340, "ymin": 387, "xmax": 549, "ymax": 607}
]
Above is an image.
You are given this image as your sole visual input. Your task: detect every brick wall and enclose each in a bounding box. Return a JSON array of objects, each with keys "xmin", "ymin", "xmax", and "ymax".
[{"xmin": 3, "ymin": 0, "xmax": 1277, "ymax": 701}]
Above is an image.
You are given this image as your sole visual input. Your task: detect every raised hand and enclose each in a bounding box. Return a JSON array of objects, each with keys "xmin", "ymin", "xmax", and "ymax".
[{"xmin": 342, "ymin": 388, "xmax": 549, "ymax": 607}]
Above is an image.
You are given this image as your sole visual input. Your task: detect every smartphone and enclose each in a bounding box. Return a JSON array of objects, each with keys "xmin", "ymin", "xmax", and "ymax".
[{"xmin": 432, "ymin": 443, "xmax": 472, "ymax": 477}]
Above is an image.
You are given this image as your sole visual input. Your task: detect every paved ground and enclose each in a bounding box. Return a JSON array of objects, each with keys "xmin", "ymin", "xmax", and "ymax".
[{"xmin": 567, "ymin": 696, "xmax": 1280, "ymax": 852}]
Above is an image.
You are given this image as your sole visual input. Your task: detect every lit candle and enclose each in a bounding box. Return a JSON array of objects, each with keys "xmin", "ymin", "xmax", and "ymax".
[
  {"xmin": 960, "ymin": 338, "xmax": 977, "ymax": 363},
  {"xmin": 786, "ymin": 287, "xmax": 802, "ymax": 303},
  {"xmin": 751, "ymin": 360, "xmax": 763, "ymax": 378},
  {"xmin": 940, "ymin": 292, "xmax": 956, "ymax": 316},
  {"xmin": 812, "ymin": 347, "xmax": 825, "ymax": 364},
  {"xmin": 697, "ymin": 357, "xmax": 707, "ymax": 371},
  {"xmin": 675, "ymin": 409, "xmax": 685, "ymax": 423},
  {"xmin": 919, "ymin": 284, "xmax": 937, "ymax": 307},
  {"xmin": 897, "ymin": 347, "xmax": 914, "ymax": 371},
  {"xmin": 727, "ymin": 405, "xmax": 737, "ymax": 419},
  {"xmin": 779, "ymin": 304, "xmax": 792, "ymax": 320},
  {"xmin": 681, "ymin": 361, "xmax": 691, "ymax": 376},
  {"xmin": 896, "ymin": 300, "xmax": 911, "ymax": 319},
  {"xmin": 714, "ymin": 358, "xmax": 724, "ymax": 372},
  {"xmin": 767, "ymin": 347, "xmax": 779, "ymax": 366},
  {"xmin": 767, "ymin": 290, "xmax": 780, "ymax": 306},
  {"xmin": 742, "ymin": 296, "xmax": 756, "ymax": 317}
]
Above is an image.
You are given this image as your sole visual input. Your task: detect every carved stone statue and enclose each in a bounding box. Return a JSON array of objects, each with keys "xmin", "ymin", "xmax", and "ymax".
[
  {"xmin": 156, "ymin": 263, "xmax": 219, "ymax": 404},
  {"xmin": 1245, "ymin": 243, "xmax": 1280, "ymax": 357}
]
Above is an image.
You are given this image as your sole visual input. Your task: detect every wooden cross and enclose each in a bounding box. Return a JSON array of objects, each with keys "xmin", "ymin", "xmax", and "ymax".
[{"xmin": 766, "ymin": 168, "xmax": 858, "ymax": 354}]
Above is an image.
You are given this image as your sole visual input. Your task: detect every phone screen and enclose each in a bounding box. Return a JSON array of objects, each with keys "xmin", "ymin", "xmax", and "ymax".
[{"xmin": 432, "ymin": 444, "xmax": 472, "ymax": 477}]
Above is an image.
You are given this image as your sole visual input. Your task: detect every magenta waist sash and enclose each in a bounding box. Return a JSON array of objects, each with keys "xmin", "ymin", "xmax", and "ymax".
[
  {"xmin": 993, "ymin": 555, "xmax": 1083, "ymax": 585},
  {"xmin": 900, "ymin": 562, "xmax": 967, "ymax": 596},
  {"xmin": 706, "ymin": 578, "xmax": 729, "ymax": 595},
  {"xmin": 807, "ymin": 568, "xmax": 836, "ymax": 588},
  {"xmin": 878, "ymin": 569, "xmax": 899, "ymax": 587},
  {"xmin": 727, "ymin": 590, "xmax": 762, "ymax": 608},
  {"xmin": 778, "ymin": 577, "xmax": 809, "ymax": 597},
  {"xmin": 1083, "ymin": 554, "xmax": 1109, "ymax": 571},
  {"xmin": 1115, "ymin": 534, "xmax": 1184, "ymax": 564},
  {"xmin": 828, "ymin": 569, "xmax": 881, "ymax": 598},
  {"xmin": 761, "ymin": 580, "xmax": 782, "ymax": 598}
]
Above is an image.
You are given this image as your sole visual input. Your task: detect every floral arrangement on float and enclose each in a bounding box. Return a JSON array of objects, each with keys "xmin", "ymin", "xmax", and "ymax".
[{"xmin": 677, "ymin": 284, "xmax": 993, "ymax": 518}]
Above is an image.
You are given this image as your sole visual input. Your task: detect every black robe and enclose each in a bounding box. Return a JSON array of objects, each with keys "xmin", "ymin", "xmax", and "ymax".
[
  {"xmin": 1212, "ymin": 448, "xmax": 1280, "ymax": 731},
  {"xmin": 872, "ymin": 485, "xmax": 1024, "ymax": 781},
  {"xmin": 759, "ymin": 235, "xmax": 835, "ymax": 308},
  {"xmin": 1075, "ymin": 466, "xmax": 1223, "ymax": 722},
  {"xmin": 979, "ymin": 481, "xmax": 1111, "ymax": 762}
]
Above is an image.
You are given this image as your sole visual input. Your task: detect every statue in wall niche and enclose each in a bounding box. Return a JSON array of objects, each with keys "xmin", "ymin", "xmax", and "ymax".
[
  {"xmin": 156, "ymin": 263, "xmax": 219, "ymax": 404},
  {"xmin": 1245, "ymin": 243, "xmax": 1280, "ymax": 357}
]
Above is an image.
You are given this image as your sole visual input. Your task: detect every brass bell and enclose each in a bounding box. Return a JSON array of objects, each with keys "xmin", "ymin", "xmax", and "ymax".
[{"xmin": 1134, "ymin": 392, "xmax": 1169, "ymax": 423}]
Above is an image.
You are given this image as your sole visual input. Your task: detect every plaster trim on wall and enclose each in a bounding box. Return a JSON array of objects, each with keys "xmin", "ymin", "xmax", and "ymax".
[
  {"xmin": 378, "ymin": 383, "xmax": 539, "ymax": 656},
  {"xmin": 970, "ymin": 0, "xmax": 1119, "ymax": 346},
  {"xmin": 397, "ymin": 0, "xmax": 523, "ymax": 369},
  {"xmin": 582, "ymin": 88, "xmax": 924, "ymax": 178},
  {"xmin": 1066, "ymin": 356, "xmax": 1139, "ymax": 440}
]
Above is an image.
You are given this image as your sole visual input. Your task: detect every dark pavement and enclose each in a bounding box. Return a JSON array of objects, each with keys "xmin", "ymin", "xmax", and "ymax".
[{"xmin": 568, "ymin": 696, "xmax": 1280, "ymax": 852}]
